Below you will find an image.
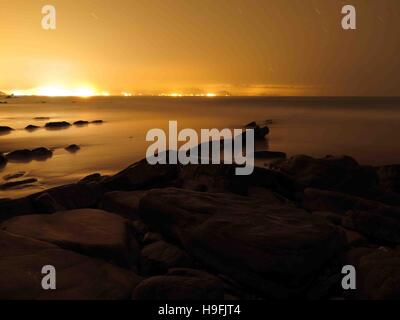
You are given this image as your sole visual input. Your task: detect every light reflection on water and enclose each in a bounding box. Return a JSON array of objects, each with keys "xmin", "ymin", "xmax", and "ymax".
[{"xmin": 1, "ymin": 96, "xmax": 400, "ymax": 198}]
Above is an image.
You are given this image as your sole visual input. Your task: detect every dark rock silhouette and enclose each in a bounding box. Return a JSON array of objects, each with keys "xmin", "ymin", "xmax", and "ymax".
[
  {"xmin": 3, "ymin": 171, "xmax": 26, "ymax": 181},
  {"xmin": 65, "ymin": 144, "xmax": 80, "ymax": 153},
  {"xmin": 0, "ymin": 154, "xmax": 7, "ymax": 167},
  {"xmin": 25, "ymin": 125, "xmax": 40, "ymax": 131},
  {"xmin": 0, "ymin": 126, "xmax": 13, "ymax": 134},
  {"xmin": 5, "ymin": 148, "xmax": 52, "ymax": 162},
  {"xmin": 33, "ymin": 117, "xmax": 50, "ymax": 121},
  {"xmin": 100, "ymin": 190, "xmax": 148, "ymax": 220},
  {"xmin": 91, "ymin": 120, "xmax": 104, "ymax": 124},
  {"xmin": 254, "ymin": 150, "xmax": 286, "ymax": 159},
  {"xmin": 245, "ymin": 121, "xmax": 270, "ymax": 140},
  {"xmin": 0, "ymin": 178, "xmax": 38, "ymax": 190},
  {"xmin": 45, "ymin": 121, "xmax": 71, "ymax": 129},
  {"xmin": 73, "ymin": 120, "xmax": 89, "ymax": 126}
]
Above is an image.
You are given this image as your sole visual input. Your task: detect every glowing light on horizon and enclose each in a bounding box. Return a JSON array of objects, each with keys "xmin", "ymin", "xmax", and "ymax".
[
  {"xmin": 122, "ymin": 92, "xmax": 132, "ymax": 97},
  {"xmin": 11, "ymin": 85, "xmax": 97, "ymax": 97}
]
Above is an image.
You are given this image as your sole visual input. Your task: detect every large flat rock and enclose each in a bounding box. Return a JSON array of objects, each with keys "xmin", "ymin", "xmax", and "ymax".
[
  {"xmin": 139, "ymin": 188, "xmax": 345, "ymax": 298},
  {"xmin": 0, "ymin": 231, "xmax": 141, "ymax": 300},
  {"xmin": 1, "ymin": 209, "xmax": 138, "ymax": 267},
  {"xmin": 100, "ymin": 190, "xmax": 148, "ymax": 219}
]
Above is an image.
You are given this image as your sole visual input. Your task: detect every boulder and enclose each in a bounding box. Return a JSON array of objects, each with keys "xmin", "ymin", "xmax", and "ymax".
[
  {"xmin": 31, "ymin": 147, "xmax": 52, "ymax": 160},
  {"xmin": 140, "ymin": 241, "xmax": 192, "ymax": 275},
  {"xmin": 32, "ymin": 192, "xmax": 66, "ymax": 213},
  {"xmin": 0, "ymin": 154, "xmax": 7, "ymax": 167},
  {"xmin": 303, "ymin": 188, "xmax": 400, "ymax": 216},
  {"xmin": 0, "ymin": 198, "xmax": 35, "ymax": 222},
  {"xmin": 0, "ymin": 231, "xmax": 141, "ymax": 300},
  {"xmin": 133, "ymin": 268, "xmax": 224, "ymax": 300},
  {"xmin": 80, "ymin": 173, "xmax": 103, "ymax": 183},
  {"xmin": 139, "ymin": 188, "xmax": 346, "ymax": 298},
  {"xmin": 100, "ymin": 190, "xmax": 148, "ymax": 219},
  {"xmin": 272, "ymin": 155, "xmax": 379, "ymax": 198},
  {"xmin": 101, "ymin": 159, "xmax": 178, "ymax": 191},
  {"xmin": 1, "ymin": 209, "xmax": 139, "ymax": 267},
  {"xmin": 6, "ymin": 149, "xmax": 32, "ymax": 162},
  {"xmin": 143, "ymin": 232, "xmax": 164, "ymax": 245},
  {"xmin": 311, "ymin": 211, "xmax": 343, "ymax": 225},
  {"xmin": 345, "ymin": 247, "xmax": 400, "ymax": 300},
  {"xmin": 45, "ymin": 121, "xmax": 71, "ymax": 129},
  {"xmin": 343, "ymin": 210, "xmax": 400, "ymax": 244}
]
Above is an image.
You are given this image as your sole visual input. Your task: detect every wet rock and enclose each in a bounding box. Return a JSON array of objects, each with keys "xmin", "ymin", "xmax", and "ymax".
[
  {"xmin": 73, "ymin": 120, "xmax": 89, "ymax": 126},
  {"xmin": 345, "ymin": 247, "xmax": 400, "ymax": 300},
  {"xmin": 65, "ymin": 144, "xmax": 80, "ymax": 153},
  {"xmin": 140, "ymin": 241, "xmax": 192, "ymax": 276},
  {"xmin": 244, "ymin": 122, "xmax": 270, "ymax": 140},
  {"xmin": 32, "ymin": 147, "xmax": 52, "ymax": 160},
  {"xmin": 100, "ymin": 190, "xmax": 148, "ymax": 219},
  {"xmin": 0, "ymin": 230, "xmax": 141, "ymax": 300},
  {"xmin": 303, "ymin": 188, "xmax": 400, "ymax": 216},
  {"xmin": 34, "ymin": 117, "xmax": 50, "ymax": 121},
  {"xmin": 25, "ymin": 125, "xmax": 40, "ymax": 131},
  {"xmin": 91, "ymin": 120, "xmax": 104, "ymax": 124},
  {"xmin": 0, "ymin": 178, "xmax": 38, "ymax": 190},
  {"xmin": 133, "ymin": 268, "xmax": 224, "ymax": 300},
  {"xmin": 378, "ymin": 165, "xmax": 400, "ymax": 194},
  {"xmin": 0, "ymin": 154, "xmax": 7, "ymax": 167},
  {"xmin": 254, "ymin": 151, "xmax": 286, "ymax": 159},
  {"xmin": 272, "ymin": 155, "xmax": 379, "ymax": 198},
  {"xmin": 343, "ymin": 210, "xmax": 400, "ymax": 244},
  {"xmin": 1, "ymin": 209, "xmax": 139, "ymax": 267},
  {"xmin": 0, "ymin": 126, "xmax": 13, "ymax": 133},
  {"xmin": 6, "ymin": 149, "xmax": 32, "ymax": 162},
  {"xmin": 139, "ymin": 188, "xmax": 346, "ymax": 298},
  {"xmin": 3, "ymin": 172, "xmax": 26, "ymax": 181},
  {"xmin": 101, "ymin": 159, "xmax": 178, "ymax": 191},
  {"xmin": 45, "ymin": 121, "xmax": 71, "ymax": 129}
]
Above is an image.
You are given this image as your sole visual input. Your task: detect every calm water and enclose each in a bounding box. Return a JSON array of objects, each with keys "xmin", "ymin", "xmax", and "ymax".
[{"xmin": 1, "ymin": 96, "xmax": 400, "ymax": 198}]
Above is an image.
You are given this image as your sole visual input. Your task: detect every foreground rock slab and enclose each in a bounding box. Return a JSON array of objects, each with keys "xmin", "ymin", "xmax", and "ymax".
[
  {"xmin": 139, "ymin": 188, "xmax": 346, "ymax": 298},
  {"xmin": 1, "ymin": 209, "xmax": 138, "ymax": 266},
  {"xmin": 0, "ymin": 231, "xmax": 141, "ymax": 300}
]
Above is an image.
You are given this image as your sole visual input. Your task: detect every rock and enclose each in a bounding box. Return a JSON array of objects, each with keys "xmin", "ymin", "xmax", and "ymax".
[
  {"xmin": 0, "ymin": 154, "xmax": 7, "ymax": 167},
  {"xmin": 343, "ymin": 210, "xmax": 400, "ymax": 244},
  {"xmin": 0, "ymin": 126, "xmax": 13, "ymax": 133},
  {"xmin": 100, "ymin": 191, "xmax": 148, "ymax": 219},
  {"xmin": 3, "ymin": 171, "xmax": 26, "ymax": 181},
  {"xmin": 143, "ymin": 232, "xmax": 164, "ymax": 245},
  {"xmin": 6, "ymin": 149, "xmax": 33, "ymax": 162},
  {"xmin": 0, "ymin": 178, "xmax": 38, "ymax": 190},
  {"xmin": 80, "ymin": 173, "xmax": 103, "ymax": 183},
  {"xmin": 140, "ymin": 241, "xmax": 192, "ymax": 275},
  {"xmin": 245, "ymin": 121, "xmax": 257, "ymax": 128},
  {"xmin": 101, "ymin": 159, "xmax": 178, "ymax": 191},
  {"xmin": 378, "ymin": 165, "xmax": 400, "ymax": 193},
  {"xmin": 345, "ymin": 247, "xmax": 400, "ymax": 299},
  {"xmin": 338, "ymin": 227, "xmax": 367, "ymax": 247},
  {"xmin": 178, "ymin": 164, "xmax": 298, "ymax": 199},
  {"xmin": 0, "ymin": 230, "xmax": 141, "ymax": 300},
  {"xmin": 129, "ymin": 220, "xmax": 149, "ymax": 242},
  {"xmin": 65, "ymin": 144, "xmax": 80, "ymax": 153},
  {"xmin": 0, "ymin": 198, "xmax": 35, "ymax": 222},
  {"xmin": 133, "ymin": 268, "xmax": 224, "ymax": 300},
  {"xmin": 1, "ymin": 209, "xmax": 139, "ymax": 267},
  {"xmin": 32, "ymin": 192, "xmax": 66, "ymax": 213},
  {"xmin": 34, "ymin": 117, "xmax": 50, "ymax": 120},
  {"xmin": 45, "ymin": 121, "xmax": 71, "ymax": 129},
  {"xmin": 73, "ymin": 120, "xmax": 89, "ymax": 126},
  {"xmin": 254, "ymin": 151, "xmax": 286, "ymax": 159},
  {"xmin": 139, "ymin": 188, "xmax": 346, "ymax": 298},
  {"xmin": 244, "ymin": 122, "xmax": 270, "ymax": 140},
  {"xmin": 91, "ymin": 120, "xmax": 104, "ymax": 124},
  {"xmin": 272, "ymin": 155, "xmax": 379, "ymax": 198},
  {"xmin": 303, "ymin": 188, "xmax": 400, "ymax": 216},
  {"xmin": 31, "ymin": 147, "xmax": 52, "ymax": 160},
  {"xmin": 25, "ymin": 125, "xmax": 40, "ymax": 131}
]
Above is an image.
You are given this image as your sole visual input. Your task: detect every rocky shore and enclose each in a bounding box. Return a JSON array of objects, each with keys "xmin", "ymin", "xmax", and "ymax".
[{"xmin": 1, "ymin": 151, "xmax": 400, "ymax": 300}]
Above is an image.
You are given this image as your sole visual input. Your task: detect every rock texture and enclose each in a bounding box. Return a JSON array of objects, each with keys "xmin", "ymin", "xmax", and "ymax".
[{"xmin": 139, "ymin": 188, "xmax": 346, "ymax": 298}]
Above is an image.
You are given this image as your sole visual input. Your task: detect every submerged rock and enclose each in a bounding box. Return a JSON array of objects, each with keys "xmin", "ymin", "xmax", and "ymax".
[
  {"xmin": 32, "ymin": 147, "xmax": 52, "ymax": 160},
  {"xmin": 3, "ymin": 172, "xmax": 25, "ymax": 181},
  {"xmin": 0, "ymin": 230, "xmax": 141, "ymax": 300},
  {"xmin": 73, "ymin": 120, "xmax": 89, "ymax": 126},
  {"xmin": 25, "ymin": 125, "xmax": 40, "ymax": 131},
  {"xmin": 91, "ymin": 120, "xmax": 104, "ymax": 124},
  {"xmin": 34, "ymin": 117, "xmax": 50, "ymax": 120},
  {"xmin": 5, "ymin": 148, "xmax": 52, "ymax": 162},
  {"xmin": 133, "ymin": 268, "xmax": 224, "ymax": 300},
  {"xmin": 0, "ymin": 126, "xmax": 13, "ymax": 133},
  {"xmin": 1, "ymin": 209, "xmax": 139, "ymax": 267},
  {"xmin": 45, "ymin": 121, "xmax": 71, "ymax": 129},
  {"xmin": 65, "ymin": 144, "xmax": 80, "ymax": 153},
  {"xmin": 139, "ymin": 188, "xmax": 346, "ymax": 298},
  {"xmin": 0, "ymin": 178, "xmax": 38, "ymax": 190}
]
